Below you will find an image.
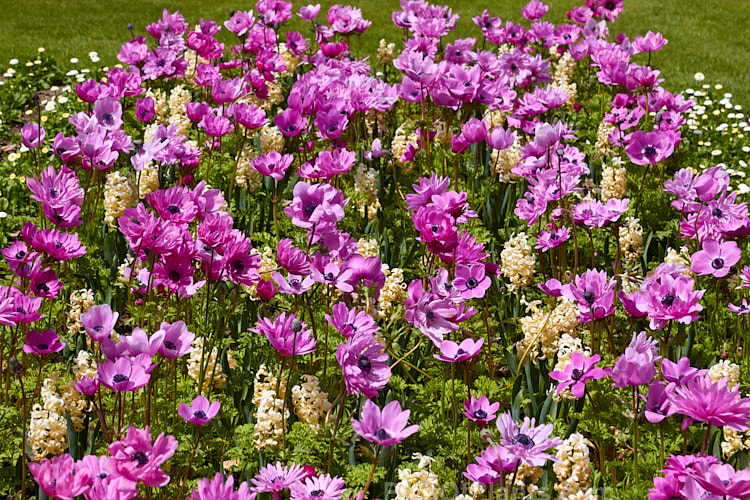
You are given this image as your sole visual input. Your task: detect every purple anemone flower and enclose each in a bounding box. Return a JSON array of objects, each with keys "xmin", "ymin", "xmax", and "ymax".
[
  {"xmin": 157, "ymin": 321, "xmax": 195, "ymax": 358},
  {"xmin": 690, "ymin": 239, "xmax": 741, "ymax": 278},
  {"xmin": 108, "ymin": 425, "xmax": 177, "ymax": 488},
  {"xmin": 98, "ymin": 355, "xmax": 151, "ymax": 392},
  {"xmin": 462, "ymin": 395, "xmax": 500, "ymax": 427},
  {"xmin": 642, "ymin": 380, "xmax": 671, "ymax": 424},
  {"xmin": 251, "ymin": 461, "xmax": 311, "ymax": 495},
  {"xmin": 23, "ymin": 329, "xmax": 66, "ymax": 355},
  {"xmin": 560, "ymin": 269, "xmax": 617, "ymax": 322},
  {"xmin": 324, "ymin": 302, "xmax": 379, "ymax": 338},
  {"xmin": 252, "ymin": 312, "xmax": 316, "ymax": 357},
  {"xmin": 625, "ymin": 130, "xmax": 677, "ymax": 165},
  {"xmin": 434, "ymin": 338, "xmax": 484, "ymax": 363},
  {"xmin": 351, "ymin": 398, "xmax": 419, "ymax": 446},
  {"xmin": 28, "ymin": 454, "xmax": 90, "ymax": 500},
  {"xmin": 548, "ymin": 352, "xmax": 611, "ymax": 398},
  {"xmin": 290, "ymin": 474, "xmax": 346, "ymax": 500},
  {"xmin": 496, "ymin": 411, "xmax": 562, "ymax": 467},
  {"xmin": 336, "ymin": 331, "xmax": 390, "ymax": 398},
  {"xmin": 81, "ymin": 304, "xmax": 119, "ymax": 342},
  {"xmin": 668, "ymin": 374, "xmax": 750, "ymax": 432},
  {"xmin": 453, "ymin": 264, "xmax": 491, "ymax": 299},
  {"xmin": 178, "ymin": 395, "xmax": 221, "ymax": 425}
]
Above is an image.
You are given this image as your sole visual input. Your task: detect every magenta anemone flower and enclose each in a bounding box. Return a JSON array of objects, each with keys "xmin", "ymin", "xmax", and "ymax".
[
  {"xmin": 453, "ymin": 264, "xmax": 491, "ymax": 299},
  {"xmin": 156, "ymin": 321, "xmax": 195, "ymax": 358},
  {"xmin": 496, "ymin": 411, "xmax": 562, "ymax": 467},
  {"xmin": 81, "ymin": 304, "xmax": 119, "ymax": 342},
  {"xmin": 188, "ymin": 473, "xmax": 252, "ymax": 500},
  {"xmin": 147, "ymin": 186, "xmax": 199, "ymax": 224},
  {"xmin": 290, "ymin": 474, "xmax": 346, "ymax": 500},
  {"xmin": 690, "ymin": 239, "xmax": 741, "ymax": 278},
  {"xmin": 93, "ymin": 97, "xmax": 124, "ymax": 130},
  {"xmin": 28, "ymin": 454, "xmax": 91, "ymax": 500},
  {"xmin": 299, "ymin": 4, "xmax": 321, "ymax": 21},
  {"xmin": 108, "ymin": 425, "xmax": 177, "ymax": 487},
  {"xmin": 252, "ymin": 151, "xmax": 294, "ymax": 181},
  {"xmin": 23, "ymin": 329, "xmax": 65, "ymax": 355},
  {"xmin": 98, "ymin": 356, "xmax": 151, "ymax": 392},
  {"xmin": 336, "ymin": 331, "xmax": 390, "ymax": 397},
  {"xmin": 135, "ymin": 96, "xmax": 155, "ymax": 122},
  {"xmin": 324, "ymin": 302, "xmax": 379, "ymax": 338},
  {"xmin": 611, "ymin": 332, "xmax": 659, "ymax": 387},
  {"xmin": 434, "ymin": 338, "xmax": 484, "ymax": 363},
  {"xmin": 284, "ymin": 182, "xmax": 348, "ymax": 231},
  {"xmin": 75, "ymin": 375, "xmax": 99, "ymax": 396},
  {"xmin": 535, "ymin": 225, "xmax": 570, "ymax": 252},
  {"xmin": 274, "ymin": 108, "xmax": 305, "ymax": 137},
  {"xmin": 668, "ymin": 374, "xmax": 750, "ymax": 432},
  {"xmin": 625, "ymin": 130, "xmax": 677, "ymax": 165},
  {"xmin": 351, "ymin": 398, "xmax": 419, "ymax": 446},
  {"xmin": 252, "ymin": 312, "xmax": 316, "ymax": 357},
  {"xmin": 560, "ymin": 269, "xmax": 617, "ymax": 322},
  {"xmin": 178, "ymin": 395, "xmax": 221, "ymax": 425},
  {"xmin": 548, "ymin": 352, "xmax": 611, "ymax": 398},
  {"xmin": 462, "ymin": 396, "xmax": 500, "ymax": 426},
  {"xmin": 21, "ymin": 123, "xmax": 45, "ymax": 149},
  {"xmin": 642, "ymin": 380, "xmax": 671, "ymax": 424},
  {"xmin": 24, "ymin": 224, "xmax": 86, "ymax": 260},
  {"xmin": 689, "ymin": 460, "xmax": 750, "ymax": 499},
  {"xmin": 629, "ymin": 264, "xmax": 705, "ymax": 329},
  {"xmin": 465, "ymin": 445, "xmax": 518, "ymax": 484},
  {"xmin": 661, "ymin": 357, "xmax": 704, "ymax": 387},
  {"xmin": 251, "ymin": 461, "xmax": 310, "ymax": 495},
  {"xmin": 729, "ymin": 298, "xmax": 750, "ymax": 314}
]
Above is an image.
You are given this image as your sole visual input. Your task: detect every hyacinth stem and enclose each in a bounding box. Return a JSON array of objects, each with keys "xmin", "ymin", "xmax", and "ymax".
[
  {"xmin": 361, "ymin": 446, "xmax": 380, "ymax": 499},
  {"xmin": 632, "ymin": 386, "xmax": 639, "ymax": 485},
  {"xmin": 481, "ymin": 300, "xmax": 494, "ymax": 378},
  {"xmin": 327, "ymin": 381, "xmax": 347, "ymax": 473},
  {"xmin": 226, "ymin": 128, "xmax": 247, "ymax": 204},
  {"xmin": 507, "ymin": 462, "xmax": 520, "ymax": 499},
  {"xmin": 19, "ymin": 377, "xmax": 27, "ymax": 500},
  {"xmin": 176, "ymin": 427, "xmax": 201, "ymax": 500},
  {"xmin": 701, "ymin": 423, "xmax": 713, "ymax": 455},
  {"xmin": 659, "ymin": 426, "xmax": 665, "ymax": 465},
  {"xmin": 662, "ymin": 320, "xmax": 673, "ymax": 359}
]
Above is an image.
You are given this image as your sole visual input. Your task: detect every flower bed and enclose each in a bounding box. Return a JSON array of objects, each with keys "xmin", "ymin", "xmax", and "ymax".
[{"xmin": 1, "ymin": 0, "xmax": 750, "ymax": 499}]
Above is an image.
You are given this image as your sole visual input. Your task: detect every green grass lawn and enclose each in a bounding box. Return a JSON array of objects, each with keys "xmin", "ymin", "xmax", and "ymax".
[{"xmin": 1, "ymin": 0, "xmax": 748, "ymax": 103}]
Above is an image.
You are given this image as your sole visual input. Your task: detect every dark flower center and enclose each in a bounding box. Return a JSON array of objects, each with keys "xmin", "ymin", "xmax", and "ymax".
[
  {"xmin": 711, "ymin": 208, "xmax": 723, "ymax": 218},
  {"xmin": 132, "ymin": 451, "xmax": 149, "ymax": 466},
  {"xmin": 99, "ymin": 473, "xmax": 107, "ymax": 479},
  {"xmin": 661, "ymin": 293, "xmax": 676, "ymax": 307},
  {"xmin": 583, "ymin": 291, "xmax": 596, "ymax": 304},
  {"xmin": 325, "ymin": 272, "xmax": 336, "ymax": 281},
  {"xmin": 37, "ymin": 344, "xmax": 49, "ymax": 350},
  {"xmin": 164, "ymin": 340, "xmax": 176, "ymax": 350},
  {"xmin": 193, "ymin": 410, "xmax": 207, "ymax": 420},
  {"xmin": 93, "ymin": 325, "xmax": 104, "ymax": 332},
  {"xmin": 513, "ymin": 433, "xmax": 535, "ymax": 447},
  {"xmin": 286, "ymin": 125, "xmax": 297, "ymax": 133},
  {"xmin": 712, "ymin": 258, "xmax": 724, "ymax": 269},
  {"xmin": 431, "ymin": 224, "xmax": 439, "ymax": 232},
  {"xmin": 310, "ymin": 490, "xmax": 325, "ymax": 497},
  {"xmin": 643, "ymin": 145, "xmax": 657, "ymax": 157},
  {"xmin": 376, "ymin": 428, "xmax": 390, "ymax": 440},
  {"xmin": 456, "ymin": 348, "xmax": 467, "ymax": 355},
  {"xmin": 425, "ymin": 310, "xmax": 435, "ymax": 320},
  {"xmin": 466, "ymin": 277, "xmax": 478, "ymax": 289},
  {"xmin": 167, "ymin": 205, "xmax": 181, "ymax": 214},
  {"xmin": 49, "ymin": 188, "xmax": 59, "ymax": 198},
  {"xmin": 113, "ymin": 374, "xmax": 129, "ymax": 383},
  {"xmin": 571, "ymin": 368, "xmax": 583, "ymax": 380},
  {"xmin": 358, "ymin": 355, "xmax": 372, "ymax": 372},
  {"xmin": 473, "ymin": 409, "xmax": 488, "ymax": 420},
  {"xmin": 37, "ymin": 283, "xmax": 49, "ymax": 292},
  {"xmin": 304, "ymin": 202, "xmax": 317, "ymax": 216},
  {"xmin": 168, "ymin": 270, "xmax": 181, "ymax": 281},
  {"xmin": 15, "ymin": 250, "xmax": 26, "ymax": 259},
  {"xmin": 103, "ymin": 113, "xmax": 113, "ymax": 122},
  {"xmin": 233, "ymin": 260, "xmax": 245, "ymax": 272}
]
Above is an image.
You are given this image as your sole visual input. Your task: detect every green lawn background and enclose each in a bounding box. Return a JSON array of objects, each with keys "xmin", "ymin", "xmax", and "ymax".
[{"xmin": 0, "ymin": 0, "xmax": 748, "ymax": 103}]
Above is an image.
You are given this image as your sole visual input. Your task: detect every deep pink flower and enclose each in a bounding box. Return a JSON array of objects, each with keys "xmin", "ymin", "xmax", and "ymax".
[
  {"xmin": 252, "ymin": 312, "xmax": 316, "ymax": 357},
  {"xmin": 324, "ymin": 302, "xmax": 379, "ymax": 339},
  {"xmin": 135, "ymin": 97, "xmax": 155, "ymax": 122},
  {"xmin": 351, "ymin": 398, "xmax": 419, "ymax": 446},
  {"xmin": 23, "ymin": 329, "xmax": 65, "ymax": 355},
  {"xmin": 284, "ymin": 182, "xmax": 348, "ymax": 232},
  {"xmin": 299, "ymin": 4, "xmax": 321, "ymax": 21},
  {"xmin": 81, "ymin": 304, "xmax": 119, "ymax": 342},
  {"xmin": 274, "ymin": 108, "xmax": 305, "ymax": 137},
  {"xmin": 224, "ymin": 10, "xmax": 254, "ymax": 36},
  {"xmin": 98, "ymin": 356, "xmax": 151, "ymax": 392},
  {"xmin": 689, "ymin": 460, "xmax": 750, "ymax": 499},
  {"xmin": 669, "ymin": 374, "xmax": 750, "ymax": 432},
  {"xmin": 642, "ymin": 380, "xmax": 671, "ymax": 424},
  {"xmin": 28, "ymin": 454, "xmax": 91, "ymax": 500},
  {"xmin": 496, "ymin": 411, "xmax": 562, "ymax": 467},
  {"xmin": 434, "ymin": 338, "xmax": 484, "ymax": 363},
  {"xmin": 549, "ymin": 353, "xmax": 611, "ymax": 398},
  {"xmin": 336, "ymin": 332, "xmax": 390, "ymax": 398},
  {"xmin": 156, "ymin": 321, "xmax": 195, "ymax": 358},
  {"xmin": 108, "ymin": 425, "xmax": 177, "ymax": 487},
  {"xmin": 22, "ymin": 123, "xmax": 45, "ymax": 149},
  {"xmin": 178, "ymin": 395, "xmax": 221, "ymax": 425},
  {"xmin": 290, "ymin": 474, "xmax": 346, "ymax": 500},
  {"xmin": 252, "ymin": 151, "xmax": 294, "ymax": 181},
  {"xmin": 560, "ymin": 269, "xmax": 617, "ymax": 322},
  {"xmin": 453, "ymin": 264, "xmax": 491, "ymax": 299},
  {"xmin": 611, "ymin": 331, "xmax": 659, "ymax": 387},
  {"xmin": 625, "ymin": 130, "xmax": 677, "ymax": 165},
  {"xmin": 94, "ymin": 97, "xmax": 123, "ymax": 130},
  {"xmin": 75, "ymin": 375, "xmax": 99, "ymax": 396},
  {"xmin": 463, "ymin": 395, "xmax": 500, "ymax": 426},
  {"xmin": 689, "ymin": 239, "xmax": 741, "ymax": 278},
  {"xmin": 188, "ymin": 473, "xmax": 253, "ymax": 500}
]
